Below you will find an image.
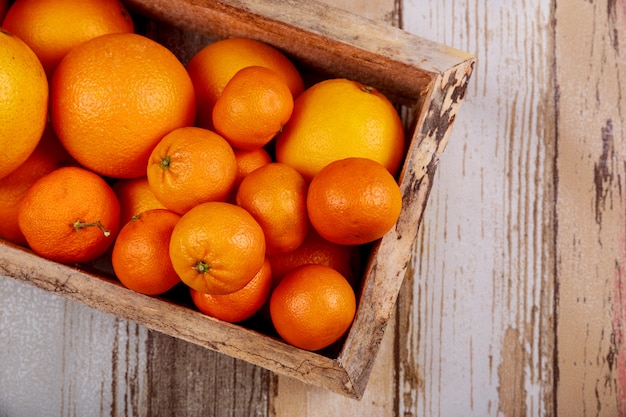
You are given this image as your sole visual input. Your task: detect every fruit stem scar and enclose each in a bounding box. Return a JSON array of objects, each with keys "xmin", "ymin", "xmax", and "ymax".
[
  {"xmin": 360, "ymin": 85, "xmax": 374, "ymax": 93},
  {"xmin": 160, "ymin": 155, "xmax": 171, "ymax": 170},
  {"xmin": 71, "ymin": 220, "xmax": 111, "ymax": 237},
  {"xmin": 194, "ymin": 261, "xmax": 210, "ymax": 274}
]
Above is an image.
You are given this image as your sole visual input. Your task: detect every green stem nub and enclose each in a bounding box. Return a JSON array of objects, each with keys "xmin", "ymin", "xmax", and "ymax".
[
  {"xmin": 194, "ymin": 261, "xmax": 210, "ymax": 274},
  {"xmin": 161, "ymin": 155, "xmax": 171, "ymax": 170},
  {"xmin": 72, "ymin": 220, "xmax": 111, "ymax": 237}
]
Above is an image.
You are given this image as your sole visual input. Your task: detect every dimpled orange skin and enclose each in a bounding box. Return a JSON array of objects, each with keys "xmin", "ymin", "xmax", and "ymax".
[
  {"xmin": 112, "ymin": 176, "xmax": 167, "ymax": 227},
  {"xmin": 169, "ymin": 201, "xmax": 266, "ymax": 295},
  {"xmin": 1, "ymin": 0, "xmax": 134, "ymax": 78},
  {"xmin": 186, "ymin": 37, "xmax": 304, "ymax": 129},
  {"xmin": 236, "ymin": 163, "xmax": 309, "ymax": 256},
  {"xmin": 307, "ymin": 157, "xmax": 403, "ymax": 246},
  {"xmin": 146, "ymin": 126, "xmax": 237, "ymax": 214},
  {"xmin": 269, "ymin": 264, "xmax": 356, "ymax": 351},
  {"xmin": 275, "ymin": 78, "xmax": 405, "ymax": 182},
  {"xmin": 18, "ymin": 166, "xmax": 120, "ymax": 264},
  {"xmin": 190, "ymin": 257, "xmax": 272, "ymax": 323},
  {"xmin": 50, "ymin": 33, "xmax": 196, "ymax": 179},
  {"xmin": 0, "ymin": 29, "xmax": 49, "ymax": 180}
]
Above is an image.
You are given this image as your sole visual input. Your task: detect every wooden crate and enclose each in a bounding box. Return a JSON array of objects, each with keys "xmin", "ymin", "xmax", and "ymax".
[{"xmin": 0, "ymin": 0, "xmax": 475, "ymax": 400}]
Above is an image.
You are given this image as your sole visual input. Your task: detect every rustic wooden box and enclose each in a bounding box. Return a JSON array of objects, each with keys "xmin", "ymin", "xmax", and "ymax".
[{"xmin": 0, "ymin": 0, "xmax": 475, "ymax": 399}]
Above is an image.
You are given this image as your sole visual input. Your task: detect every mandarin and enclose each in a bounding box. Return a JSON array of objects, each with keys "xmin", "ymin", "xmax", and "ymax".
[
  {"xmin": 270, "ymin": 264, "xmax": 356, "ymax": 351},
  {"xmin": 18, "ymin": 166, "xmax": 120, "ymax": 263},
  {"xmin": 50, "ymin": 32, "xmax": 196, "ymax": 179},
  {"xmin": 190, "ymin": 257, "xmax": 272, "ymax": 323},
  {"xmin": 236, "ymin": 163, "xmax": 308, "ymax": 255},
  {"xmin": 233, "ymin": 147, "xmax": 272, "ymax": 188},
  {"xmin": 169, "ymin": 202, "xmax": 266, "ymax": 295},
  {"xmin": 112, "ymin": 209, "xmax": 182, "ymax": 296},
  {"xmin": 213, "ymin": 66, "xmax": 294, "ymax": 150},
  {"xmin": 0, "ymin": 125, "xmax": 73, "ymax": 246},
  {"xmin": 186, "ymin": 37, "xmax": 304, "ymax": 129},
  {"xmin": 0, "ymin": 28, "xmax": 48, "ymax": 180},
  {"xmin": 112, "ymin": 176, "xmax": 167, "ymax": 227},
  {"xmin": 2, "ymin": 0, "xmax": 134, "ymax": 78},
  {"xmin": 275, "ymin": 78, "xmax": 405, "ymax": 181},
  {"xmin": 307, "ymin": 157, "xmax": 402, "ymax": 245},
  {"xmin": 146, "ymin": 126, "xmax": 237, "ymax": 214}
]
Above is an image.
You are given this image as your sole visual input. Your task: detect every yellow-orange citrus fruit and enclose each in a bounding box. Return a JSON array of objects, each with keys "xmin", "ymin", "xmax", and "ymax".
[
  {"xmin": 0, "ymin": 29, "xmax": 48, "ymax": 180},
  {"xmin": 213, "ymin": 66, "xmax": 294, "ymax": 150},
  {"xmin": 112, "ymin": 209, "xmax": 182, "ymax": 295},
  {"xmin": 18, "ymin": 166, "xmax": 120, "ymax": 263},
  {"xmin": 186, "ymin": 37, "xmax": 304, "ymax": 129},
  {"xmin": 236, "ymin": 163, "xmax": 308, "ymax": 255},
  {"xmin": 276, "ymin": 78, "xmax": 405, "ymax": 181},
  {"xmin": 268, "ymin": 228, "xmax": 359, "ymax": 287},
  {"xmin": 146, "ymin": 126, "xmax": 237, "ymax": 214},
  {"xmin": 307, "ymin": 157, "xmax": 402, "ymax": 245},
  {"xmin": 0, "ymin": 125, "xmax": 73, "ymax": 246},
  {"xmin": 51, "ymin": 32, "xmax": 196, "ymax": 179},
  {"xmin": 169, "ymin": 202, "xmax": 266, "ymax": 295},
  {"xmin": 112, "ymin": 176, "xmax": 167, "ymax": 227},
  {"xmin": 190, "ymin": 257, "xmax": 272, "ymax": 323},
  {"xmin": 2, "ymin": 0, "xmax": 134, "ymax": 78},
  {"xmin": 270, "ymin": 264, "xmax": 356, "ymax": 351}
]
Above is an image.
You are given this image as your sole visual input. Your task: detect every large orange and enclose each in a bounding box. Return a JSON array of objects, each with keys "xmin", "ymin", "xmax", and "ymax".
[
  {"xmin": 0, "ymin": 29, "xmax": 48, "ymax": 180},
  {"xmin": 213, "ymin": 66, "xmax": 294, "ymax": 150},
  {"xmin": 190, "ymin": 257, "xmax": 272, "ymax": 323},
  {"xmin": 112, "ymin": 209, "xmax": 182, "ymax": 296},
  {"xmin": 169, "ymin": 202, "xmax": 266, "ymax": 295},
  {"xmin": 112, "ymin": 176, "xmax": 167, "ymax": 227},
  {"xmin": 186, "ymin": 37, "xmax": 304, "ymax": 129},
  {"xmin": 18, "ymin": 166, "xmax": 120, "ymax": 263},
  {"xmin": 0, "ymin": 125, "xmax": 73, "ymax": 246},
  {"xmin": 146, "ymin": 126, "xmax": 237, "ymax": 214},
  {"xmin": 50, "ymin": 32, "xmax": 196, "ymax": 179},
  {"xmin": 2, "ymin": 0, "xmax": 134, "ymax": 78},
  {"xmin": 236, "ymin": 163, "xmax": 309, "ymax": 255},
  {"xmin": 275, "ymin": 78, "xmax": 405, "ymax": 181},
  {"xmin": 307, "ymin": 157, "xmax": 402, "ymax": 245},
  {"xmin": 270, "ymin": 264, "xmax": 356, "ymax": 351}
]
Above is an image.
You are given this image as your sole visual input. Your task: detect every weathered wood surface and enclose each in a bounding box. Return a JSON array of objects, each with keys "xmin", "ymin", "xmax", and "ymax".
[{"xmin": 1, "ymin": 0, "xmax": 624, "ymax": 416}]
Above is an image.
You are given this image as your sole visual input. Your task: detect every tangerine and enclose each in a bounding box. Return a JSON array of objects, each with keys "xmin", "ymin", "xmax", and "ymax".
[
  {"xmin": 2, "ymin": 0, "xmax": 134, "ymax": 78},
  {"xmin": 275, "ymin": 78, "xmax": 405, "ymax": 181},
  {"xmin": 50, "ymin": 32, "xmax": 196, "ymax": 179},
  {"xmin": 112, "ymin": 176, "xmax": 167, "ymax": 227},
  {"xmin": 270, "ymin": 264, "xmax": 356, "ymax": 351},
  {"xmin": 236, "ymin": 163, "xmax": 308, "ymax": 255},
  {"xmin": 146, "ymin": 126, "xmax": 237, "ymax": 214},
  {"xmin": 213, "ymin": 66, "xmax": 294, "ymax": 150},
  {"xmin": 169, "ymin": 202, "xmax": 266, "ymax": 295},
  {"xmin": 111, "ymin": 209, "xmax": 182, "ymax": 295},
  {"xmin": 18, "ymin": 166, "xmax": 120, "ymax": 263},
  {"xmin": 190, "ymin": 257, "xmax": 272, "ymax": 323},
  {"xmin": 0, "ymin": 28, "xmax": 48, "ymax": 180},
  {"xmin": 186, "ymin": 37, "xmax": 304, "ymax": 129},
  {"xmin": 307, "ymin": 157, "xmax": 402, "ymax": 245},
  {"xmin": 233, "ymin": 147, "xmax": 272, "ymax": 188}
]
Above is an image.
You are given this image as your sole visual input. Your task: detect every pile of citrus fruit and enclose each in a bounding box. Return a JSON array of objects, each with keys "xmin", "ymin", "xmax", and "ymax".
[{"xmin": 0, "ymin": 0, "xmax": 406, "ymax": 352}]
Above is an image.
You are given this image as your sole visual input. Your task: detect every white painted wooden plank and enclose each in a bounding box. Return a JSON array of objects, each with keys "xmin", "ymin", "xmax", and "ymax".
[{"xmin": 400, "ymin": 0, "xmax": 556, "ymax": 415}]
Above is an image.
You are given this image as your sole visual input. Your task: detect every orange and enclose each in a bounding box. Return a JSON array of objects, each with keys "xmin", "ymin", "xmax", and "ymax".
[
  {"xmin": 50, "ymin": 32, "xmax": 196, "ymax": 179},
  {"xmin": 0, "ymin": 125, "xmax": 73, "ymax": 246},
  {"xmin": 18, "ymin": 166, "xmax": 120, "ymax": 263},
  {"xmin": 236, "ymin": 163, "xmax": 308, "ymax": 256},
  {"xmin": 2, "ymin": 0, "xmax": 134, "ymax": 78},
  {"xmin": 270, "ymin": 264, "xmax": 356, "ymax": 351},
  {"xmin": 111, "ymin": 209, "xmax": 182, "ymax": 295},
  {"xmin": 268, "ymin": 228, "xmax": 359, "ymax": 287},
  {"xmin": 213, "ymin": 66, "xmax": 294, "ymax": 150},
  {"xmin": 112, "ymin": 177, "xmax": 167, "ymax": 227},
  {"xmin": 275, "ymin": 78, "xmax": 405, "ymax": 181},
  {"xmin": 169, "ymin": 201, "xmax": 266, "ymax": 295},
  {"xmin": 233, "ymin": 147, "xmax": 272, "ymax": 188},
  {"xmin": 307, "ymin": 157, "xmax": 402, "ymax": 245},
  {"xmin": 0, "ymin": 28, "xmax": 48, "ymax": 180},
  {"xmin": 190, "ymin": 257, "xmax": 272, "ymax": 323},
  {"xmin": 186, "ymin": 37, "xmax": 304, "ymax": 129},
  {"xmin": 146, "ymin": 126, "xmax": 237, "ymax": 214}
]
